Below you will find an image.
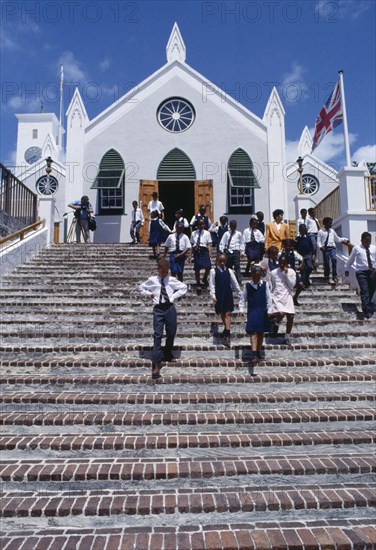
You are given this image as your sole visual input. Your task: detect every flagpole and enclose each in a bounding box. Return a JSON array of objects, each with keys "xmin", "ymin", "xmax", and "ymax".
[
  {"xmin": 59, "ymin": 64, "xmax": 64, "ymax": 150},
  {"xmin": 338, "ymin": 70, "xmax": 351, "ymax": 168}
]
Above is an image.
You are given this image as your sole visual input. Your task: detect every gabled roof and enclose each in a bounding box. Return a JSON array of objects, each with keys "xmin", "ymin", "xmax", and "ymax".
[
  {"xmin": 81, "ymin": 23, "xmax": 267, "ymax": 140},
  {"xmin": 85, "ymin": 60, "xmax": 267, "ymax": 139}
]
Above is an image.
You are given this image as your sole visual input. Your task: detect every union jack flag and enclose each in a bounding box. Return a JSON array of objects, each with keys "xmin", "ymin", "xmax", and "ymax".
[{"xmin": 311, "ymin": 81, "xmax": 343, "ymax": 151}]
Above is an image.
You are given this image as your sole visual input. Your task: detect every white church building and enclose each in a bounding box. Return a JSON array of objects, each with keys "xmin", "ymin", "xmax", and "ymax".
[{"xmin": 14, "ymin": 23, "xmax": 339, "ymax": 243}]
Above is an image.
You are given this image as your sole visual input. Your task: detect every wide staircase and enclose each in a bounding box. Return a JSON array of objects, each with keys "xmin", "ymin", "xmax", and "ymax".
[{"xmin": 0, "ymin": 243, "xmax": 375, "ymax": 549}]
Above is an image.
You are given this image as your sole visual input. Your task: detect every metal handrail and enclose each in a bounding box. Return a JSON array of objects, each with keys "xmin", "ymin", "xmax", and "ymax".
[
  {"xmin": 0, "ymin": 219, "xmax": 45, "ymax": 246},
  {"xmin": 0, "ymin": 163, "xmax": 38, "ymax": 225}
]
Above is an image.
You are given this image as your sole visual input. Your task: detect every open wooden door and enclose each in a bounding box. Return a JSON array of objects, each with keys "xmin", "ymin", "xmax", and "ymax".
[
  {"xmin": 139, "ymin": 180, "xmax": 158, "ymax": 243},
  {"xmin": 194, "ymin": 180, "xmax": 214, "ymax": 222}
]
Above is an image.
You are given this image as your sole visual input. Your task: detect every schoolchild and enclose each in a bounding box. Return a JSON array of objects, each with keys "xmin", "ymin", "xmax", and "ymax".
[
  {"xmin": 147, "ymin": 192, "xmax": 164, "ymax": 219},
  {"xmin": 209, "ymin": 215, "xmax": 229, "ymax": 252},
  {"xmin": 317, "ymin": 217, "xmax": 349, "ymax": 284},
  {"xmin": 209, "ymin": 253, "xmax": 242, "ymax": 348},
  {"xmin": 269, "ymin": 255, "xmax": 296, "ymax": 346},
  {"xmin": 240, "ymin": 265, "xmax": 272, "ymax": 365},
  {"xmin": 191, "ymin": 218, "xmax": 212, "ymax": 293},
  {"xmin": 281, "ymin": 239, "xmax": 304, "ymax": 306},
  {"xmin": 345, "ymin": 231, "xmax": 376, "ymax": 319},
  {"xmin": 296, "ymin": 208, "xmax": 308, "ymax": 229},
  {"xmin": 139, "ymin": 258, "xmax": 187, "ymax": 379},
  {"xmin": 219, "ymin": 219, "xmax": 244, "ymax": 284},
  {"xmin": 148, "ymin": 210, "xmax": 171, "ymax": 259},
  {"xmin": 306, "ymin": 207, "xmax": 321, "ymax": 267},
  {"xmin": 190, "ymin": 204, "xmax": 212, "ymax": 233},
  {"xmin": 130, "ymin": 200, "xmax": 144, "ymax": 244},
  {"xmin": 243, "ymin": 216, "xmax": 265, "ymax": 275},
  {"xmin": 172, "ymin": 209, "xmax": 190, "ymax": 234},
  {"xmin": 256, "ymin": 211, "xmax": 265, "ymax": 236},
  {"xmin": 164, "ymin": 222, "xmax": 191, "ymax": 282},
  {"xmin": 259, "ymin": 246, "xmax": 279, "ymax": 285},
  {"xmin": 295, "ymin": 224, "xmax": 315, "ymax": 288}
]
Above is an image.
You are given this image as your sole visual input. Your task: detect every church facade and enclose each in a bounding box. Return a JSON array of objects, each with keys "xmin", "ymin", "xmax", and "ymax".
[{"xmin": 14, "ymin": 24, "xmax": 338, "ymax": 242}]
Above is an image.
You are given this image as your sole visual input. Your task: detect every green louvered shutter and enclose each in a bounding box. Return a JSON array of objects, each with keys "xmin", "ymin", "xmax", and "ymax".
[
  {"xmin": 228, "ymin": 149, "xmax": 260, "ymax": 189},
  {"xmin": 157, "ymin": 148, "xmax": 196, "ymax": 180},
  {"xmin": 91, "ymin": 149, "xmax": 125, "ymax": 189}
]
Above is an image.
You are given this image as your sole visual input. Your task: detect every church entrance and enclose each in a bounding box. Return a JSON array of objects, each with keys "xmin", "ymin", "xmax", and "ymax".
[
  {"xmin": 139, "ymin": 179, "xmax": 214, "ymax": 243},
  {"xmin": 158, "ymin": 181, "xmax": 194, "ymax": 229}
]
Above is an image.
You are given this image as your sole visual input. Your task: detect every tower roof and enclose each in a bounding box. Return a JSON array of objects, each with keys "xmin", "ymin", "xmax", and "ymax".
[{"xmin": 166, "ymin": 22, "xmax": 186, "ymax": 63}]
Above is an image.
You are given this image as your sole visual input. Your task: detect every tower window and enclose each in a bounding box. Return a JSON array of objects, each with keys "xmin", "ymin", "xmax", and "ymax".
[{"xmin": 32, "ymin": 129, "xmax": 38, "ymax": 139}]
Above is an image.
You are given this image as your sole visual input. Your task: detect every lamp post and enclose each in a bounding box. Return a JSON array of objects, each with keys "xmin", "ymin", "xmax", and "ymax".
[
  {"xmin": 45, "ymin": 156, "xmax": 53, "ymax": 194},
  {"xmin": 297, "ymin": 156, "xmax": 304, "ymax": 195}
]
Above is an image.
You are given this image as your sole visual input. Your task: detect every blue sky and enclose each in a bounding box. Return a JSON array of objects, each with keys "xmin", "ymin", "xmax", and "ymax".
[{"xmin": 1, "ymin": 0, "xmax": 375, "ymax": 170}]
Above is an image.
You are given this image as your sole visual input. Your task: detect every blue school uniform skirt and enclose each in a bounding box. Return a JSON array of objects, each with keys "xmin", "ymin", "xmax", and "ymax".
[
  {"xmin": 245, "ymin": 282, "xmax": 271, "ymax": 333},
  {"xmin": 245, "ymin": 241, "xmax": 263, "ymax": 262},
  {"xmin": 169, "ymin": 251, "xmax": 186, "ymax": 273},
  {"xmin": 193, "ymin": 246, "xmax": 211, "ymax": 270},
  {"xmin": 149, "ymin": 220, "xmax": 164, "ymax": 246},
  {"xmin": 214, "ymin": 268, "xmax": 234, "ymax": 314}
]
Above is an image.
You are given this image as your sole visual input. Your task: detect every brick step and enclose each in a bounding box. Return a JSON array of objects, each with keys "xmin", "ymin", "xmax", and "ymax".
[
  {"xmin": 1, "ymin": 453, "xmax": 375, "ymax": 483},
  {"xmin": 1, "ymin": 390, "xmax": 374, "ymax": 407},
  {"xmin": 1, "ymin": 329, "xmax": 373, "ymax": 341},
  {"xmin": 0, "ymin": 316, "xmax": 366, "ymax": 326},
  {"xmin": 1, "ymin": 342, "xmax": 374, "ymax": 354},
  {"xmin": 1, "ymin": 325, "xmax": 373, "ymax": 338},
  {"xmin": 0, "ymin": 320, "xmax": 368, "ymax": 336},
  {"xmin": 1, "ymin": 372, "xmax": 374, "ymax": 386},
  {"xmin": 0, "ymin": 299, "xmax": 358, "ymax": 312},
  {"xmin": 2, "ymin": 356, "xmax": 375, "ymax": 369},
  {"xmin": 1, "ymin": 483, "xmax": 375, "ymax": 519},
  {"xmin": 0, "ymin": 272, "xmax": 351, "ymax": 284},
  {"xmin": 1, "ymin": 520, "xmax": 375, "ymax": 550},
  {"xmin": 1, "ymin": 429, "xmax": 374, "ymax": 452},
  {"xmin": 1, "ymin": 407, "xmax": 374, "ymax": 428}
]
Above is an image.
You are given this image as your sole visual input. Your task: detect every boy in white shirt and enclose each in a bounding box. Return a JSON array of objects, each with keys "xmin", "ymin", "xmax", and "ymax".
[
  {"xmin": 139, "ymin": 258, "xmax": 187, "ymax": 378},
  {"xmin": 317, "ymin": 217, "xmax": 348, "ymax": 284},
  {"xmin": 130, "ymin": 200, "xmax": 144, "ymax": 244},
  {"xmin": 345, "ymin": 232, "xmax": 376, "ymax": 319}
]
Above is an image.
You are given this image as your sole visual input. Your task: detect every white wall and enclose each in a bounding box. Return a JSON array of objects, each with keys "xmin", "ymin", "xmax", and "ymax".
[{"xmin": 82, "ymin": 73, "xmax": 269, "ymax": 239}]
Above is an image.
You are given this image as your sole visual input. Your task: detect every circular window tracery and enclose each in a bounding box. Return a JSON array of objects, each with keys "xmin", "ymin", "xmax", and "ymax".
[
  {"xmin": 157, "ymin": 98, "xmax": 195, "ymax": 133},
  {"xmin": 36, "ymin": 175, "xmax": 59, "ymax": 195},
  {"xmin": 297, "ymin": 174, "xmax": 320, "ymax": 195}
]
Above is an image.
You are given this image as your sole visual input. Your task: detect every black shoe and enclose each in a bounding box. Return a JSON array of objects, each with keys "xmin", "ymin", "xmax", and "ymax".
[
  {"xmin": 151, "ymin": 363, "xmax": 162, "ymax": 379},
  {"xmin": 293, "ymin": 298, "xmax": 300, "ymax": 307},
  {"xmin": 223, "ymin": 336, "xmax": 231, "ymax": 348}
]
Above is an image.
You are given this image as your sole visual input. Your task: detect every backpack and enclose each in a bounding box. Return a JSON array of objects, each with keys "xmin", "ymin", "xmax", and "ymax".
[{"xmin": 88, "ymin": 216, "xmax": 97, "ymax": 231}]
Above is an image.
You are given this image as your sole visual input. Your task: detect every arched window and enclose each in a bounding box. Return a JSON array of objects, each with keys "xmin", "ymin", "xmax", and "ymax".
[
  {"xmin": 91, "ymin": 149, "xmax": 125, "ymax": 215},
  {"xmin": 227, "ymin": 148, "xmax": 260, "ymax": 213},
  {"xmin": 157, "ymin": 148, "xmax": 196, "ymax": 180}
]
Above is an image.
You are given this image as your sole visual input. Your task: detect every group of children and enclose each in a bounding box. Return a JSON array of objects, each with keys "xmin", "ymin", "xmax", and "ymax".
[{"xmin": 137, "ymin": 198, "xmax": 359, "ymax": 376}]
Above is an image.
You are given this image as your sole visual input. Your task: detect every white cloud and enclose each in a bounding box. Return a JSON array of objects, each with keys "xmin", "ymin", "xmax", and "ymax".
[
  {"xmin": 315, "ymin": 0, "xmax": 371, "ymax": 21},
  {"xmin": 352, "ymin": 144, "xmax": 376, "ymax": 163},
  {"xmin": 0, "ymin": 20, "xmax": 40, "ymax": 51},
  {"xmin": 58, "ymin": 51, "xmax": 87, "ymax": 82},
  {"xmin": 1, "ymin": 95, "xmax": 41, "ymax": 114},
  {"xmin": 286, "ymin": 127, "xmax": 357, "ymax": 165},
  {"xmin": 99, "ymin": 57, "xmax": 111, "ymax": 72},
  {"xmin": 279, "ymin": 62, "xmax": 309, "ymax": 103}
]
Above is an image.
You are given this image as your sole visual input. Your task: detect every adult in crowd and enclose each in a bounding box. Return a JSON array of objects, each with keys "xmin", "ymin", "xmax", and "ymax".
[
  {"xmin": 68, "ymin": 195, "xmax": 94, "ymax": 243},
  {"xmin": 265, "ymin": 209, "xmax": 289, "ymax": 251}
]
